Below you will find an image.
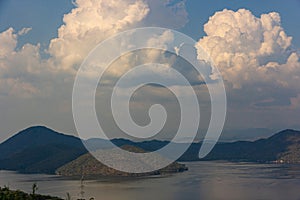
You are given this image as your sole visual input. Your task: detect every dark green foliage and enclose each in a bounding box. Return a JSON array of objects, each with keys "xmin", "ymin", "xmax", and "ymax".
[
  {"xmin": 0, "ymin": 185, "xmax": 96, "ymax": 200},
  {"xmin": 0, "ymin": 185, "xmax": 62, "ymax": 200}
]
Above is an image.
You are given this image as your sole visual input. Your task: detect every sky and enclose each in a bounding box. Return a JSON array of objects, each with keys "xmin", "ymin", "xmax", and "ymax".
[{"xmin": 0, "ymin": 0, "xmax": 299, "ymax": 142}]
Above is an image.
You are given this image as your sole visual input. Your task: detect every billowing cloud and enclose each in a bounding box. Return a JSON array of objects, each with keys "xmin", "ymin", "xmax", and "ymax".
[
  {"xmin": 47, "ymin": 0, "xmax": 188, "ymax": 73},
  {"xmin": 48, "ymin": 0, "xmax": 150, "ymax": 73},
  {"xmin": 0, "ymin": 28, "xmax": 42, "ymax": 97},
  {"xmin": 0, "ymin": 28, "xmax": 17, "ymax": 57},
  {"xmin": 1, "ymin": 2, "xmax": 300, "ymax": 139},
  {"xmin": 0, "ymin": 0, "xmax": 190, "ymax": 99},
  {"xmin": 196, "ymin": 9, "xmax": 300, "ymax": 107}
]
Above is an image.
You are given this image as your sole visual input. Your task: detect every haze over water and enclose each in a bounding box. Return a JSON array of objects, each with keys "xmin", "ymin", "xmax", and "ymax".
[{"xmin": 1, "ymin": 161, "xmax": 300, "ymax": 200}]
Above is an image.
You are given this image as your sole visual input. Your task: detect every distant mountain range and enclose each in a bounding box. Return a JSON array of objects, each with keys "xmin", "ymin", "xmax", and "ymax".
[
  {"xmin": 0, "ymin": 126, "xmax": 299, "ymax": 174},
  {"xmin": 203, "ymin": 129, "xmax": 300, "ymax": 163}
]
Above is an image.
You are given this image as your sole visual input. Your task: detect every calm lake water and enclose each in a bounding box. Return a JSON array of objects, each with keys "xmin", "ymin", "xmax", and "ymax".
[{"xmin": 1, "ymin": 161, "xmax": 300, "ymax": 200}]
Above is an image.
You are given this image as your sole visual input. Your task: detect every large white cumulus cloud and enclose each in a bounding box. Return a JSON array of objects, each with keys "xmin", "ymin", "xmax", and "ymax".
[
  {"xmin": 0, "ymin": 0, "xmax": 189, "ymax": 98},
  {"xmin": 1, "ymin": 2, "xmax": 300, "ymax": 138},
  {"xmin": 48, "ymin": 0, "xmax": 150, "ymax": 73},
  {"xmin": 47, "ymin": 0, "xmax": 188, "ymax": 85},
  {"xmin": 196, "ymin": 9, "xmax": 300, "ymax": 106},
  {"xmin": 0, "ymin": 0, "xmax": 151, "ymax": 97},
  {"xmin": 0, "ymin": 28, "xmax": 42, "ymax": 97},
  {"xmin": 47, "ymin": 0, "xmax": 188, "ymax": 73}
]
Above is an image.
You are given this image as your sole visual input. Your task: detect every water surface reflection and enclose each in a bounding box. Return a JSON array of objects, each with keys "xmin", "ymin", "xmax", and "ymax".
[{"xmin": 1, "ymin": 162, "xmax": 300, "ymax": 200}]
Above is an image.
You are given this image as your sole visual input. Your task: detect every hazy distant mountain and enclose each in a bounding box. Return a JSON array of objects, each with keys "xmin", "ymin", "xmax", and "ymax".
[
  {"xmin": 85, "ymin": 138, "xmax": 169, "ymax": 152},
  {"xmin": 0, "ymin": 126, "xmax": 299, "ymax": 175},
  {"xmin": 203, "ymin": 129, "xmax": 300, "ymax": 163}
]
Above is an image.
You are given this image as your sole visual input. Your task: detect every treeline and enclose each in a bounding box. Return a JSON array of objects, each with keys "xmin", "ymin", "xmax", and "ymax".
[
  {"xmin": 0, "ymin": 185, "xmax": 62, "ymax": 200},
  {"xmin": 0, "ymin": 185, "xmax": 94, "ymax": 200}
]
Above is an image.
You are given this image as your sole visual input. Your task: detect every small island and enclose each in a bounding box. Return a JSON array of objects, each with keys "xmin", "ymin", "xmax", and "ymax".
[{"xmin": 56, "ymin": 145, "xmax": 188, "ymax": 177}]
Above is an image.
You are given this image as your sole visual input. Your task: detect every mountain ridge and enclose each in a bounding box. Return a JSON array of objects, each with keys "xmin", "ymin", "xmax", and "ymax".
[
  {"xmin": 0, "ymin": 126, "xmax": 83, "ymax": 158},
  {"xmin": 0, "ymin": 126, "xmax": 299, "ymax": 174},
  {"xmin": 0, "ymin": 126, "xmax": 88, "ymax": 173}
]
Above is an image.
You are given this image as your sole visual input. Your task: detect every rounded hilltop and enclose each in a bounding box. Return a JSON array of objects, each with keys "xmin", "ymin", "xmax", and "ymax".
[{"xmin": 56, "ymin": 145, "xmax": 188, "ymax": 177}]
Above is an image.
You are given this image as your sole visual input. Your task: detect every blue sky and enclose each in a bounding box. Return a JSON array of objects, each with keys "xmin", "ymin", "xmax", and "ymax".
[
  {"xmin": 0, "ymin": 0, "xmax": 74, "ymax": 48},
  {"xmin": 0, "ymin": 0, "xmax": 299, "ymax": 142},
  {"xmin": 1, "ymin": 0, "xmax": 299, "ymax": 48}
]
